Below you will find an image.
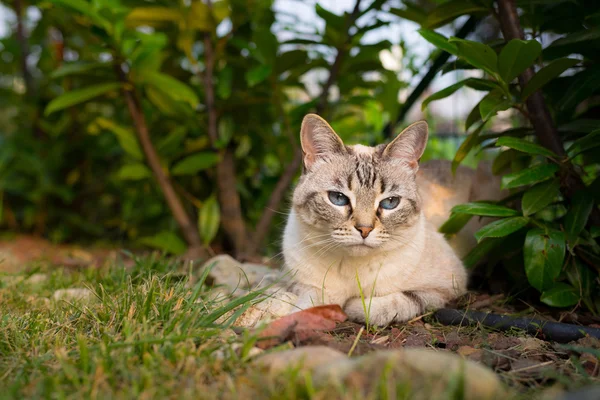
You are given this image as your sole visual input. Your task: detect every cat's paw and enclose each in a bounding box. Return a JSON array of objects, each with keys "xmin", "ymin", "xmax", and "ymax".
[{"xmin": 343, "ymin": 297, "xmax": 398, "ymax": 327}]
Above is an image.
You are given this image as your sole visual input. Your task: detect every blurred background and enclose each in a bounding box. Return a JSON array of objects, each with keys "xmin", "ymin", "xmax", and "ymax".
[{"xmin": 0, "ymin": 0, "xmax": 592, "ymax": 264}]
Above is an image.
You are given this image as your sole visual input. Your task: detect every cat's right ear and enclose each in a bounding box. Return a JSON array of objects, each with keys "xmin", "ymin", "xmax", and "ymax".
[{"xmin": 300, "ymin": 114, "xmax": 346, "ymax": 170}]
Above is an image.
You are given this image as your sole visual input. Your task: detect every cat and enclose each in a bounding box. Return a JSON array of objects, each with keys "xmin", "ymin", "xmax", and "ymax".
[{"xmin": 281, "ymin": 114, "xmax": 468, "ymax": 326}]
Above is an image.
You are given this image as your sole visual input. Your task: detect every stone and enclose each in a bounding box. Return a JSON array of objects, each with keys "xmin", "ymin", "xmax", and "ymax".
[
  {"xmin": 200, "ymin": 255, "xmax": 277, "ymax": 294},
  {"xmin": 52, "ymin": 288, "xmax": 96, "ymax": 303},
  {"xmin": 254, "ymin": 346, "xmax": 347, "ymax": 373},
  {"xmin": 312, "ymin": 348, "xmax": 506, "ymax": 400}
]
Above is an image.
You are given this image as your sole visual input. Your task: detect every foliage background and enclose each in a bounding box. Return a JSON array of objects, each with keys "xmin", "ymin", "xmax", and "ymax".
[{"xmin": 1, "ymin": 0, "xmax": 599, "ymax": 310}]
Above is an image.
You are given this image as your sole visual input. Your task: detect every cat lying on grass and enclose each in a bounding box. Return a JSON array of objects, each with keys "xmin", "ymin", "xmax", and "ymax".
[{"xmin": 282, "ymin": 114, "xmax": 468, "ymax": 326}]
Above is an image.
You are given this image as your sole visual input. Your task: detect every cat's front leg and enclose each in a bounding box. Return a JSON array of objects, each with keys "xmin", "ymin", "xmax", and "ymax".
[{"xmin": 343, "ymin": 290, "xmax": 446, "ymax": 326}]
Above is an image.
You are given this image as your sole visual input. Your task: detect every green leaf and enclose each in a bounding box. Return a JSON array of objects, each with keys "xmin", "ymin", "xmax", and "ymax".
[
  {"xmin": 421, "ymin": 78, "xmax": 498, "ymax": 110},
  {"xmin": 540, "ymin": 283, "xmax": 580, "ymax": 307},
  {"xmin": 465, "ymin": 99, "xmax": 483, "ymax": 131},
  {"xmin": 496, "ymin": 137, "xmax": 557, "ymax": 158},
  {"xmin": 501, "ymin": 163, "xmax": 559, "ymax": 189},
  {"xmin": 198, "ymin": 196, "xmax": 220, "ymax": 245},
  {"xmin": 479, "ymin": 91, "xmax": 512, "ymax": 121},
  {"xmin": 418, "ymin": 30, "xmax": 459, "ymax": 56},
  {"xmin": 448, "ymin": 38, "xmax": 498, "ymax": 76},
  {"xmin": 275, "ymin": 50, "xmax": 308, "ymax": 75},
  {"xmin": 50, "ymin": 0, "xmax": 112, "ymax": 32},
  {"xmin": 463, "ymin": 237, "xmax": 504, "ymax": 269},
  {"xmin": 138, "ymin": 231, "xmax": 187, "ymax": 255},
  {"xmin": 567, "ymin": 129, "xmax": 600, "ymax": 158},
  {"xmin": 474, "ymin": 217, "xmax": 529, "ymax": 242},
  {"xmin": 188, "ymin": 1, "xmax": 213, "ymax": 31},
  {"xmin": 137, "ymin": 70, "xmax": 199, "ymax": 108},
  {"xmin": 439, "ymin": 213, "xmax": 473, "ymax": 235},
  {"xmin": 44, "ymin": 83, "xmax": 121, "ymax": 116},
  {"xmin": 116, "ymin": 164, "xmax": 152, "ymax": 181},
  {"xmin": 566, "ymin": 258, "xmax": 594, "ymax": 298},
  {"xmin": 217, "ymin": 66, "xmax": 233, "ymax": 100},
  {"xmin": 521, "ymin": 58, "xmax": 579, "ymax": 99},
  {"xmin": 50, "ymin": 62, "xmax": 109, "ymax": 79},
  {"xmin": 171, "ymin": 152, "xmax": 220, "ymax": 176},
  {"xmin": 217, "ymin": 117, "xmax": 234, "ymax": 148},
  {"xmin": 315, "ymin": 4, "xmax": 346, "ymax": 32},
  {"xmin": 521, "ymin": 180, "xmax": 561, "ymax": 216},
  {"xmin": 524, "ymin": 228, "xmax": 565, "ymax": 292},
  {"xmin": 498, "ymin": 39, "xmax": 542, "ymax": 83},
  {"xmin": 95, "ymin": 117, "xmax": 143, "ymax": 160},
  {"xmin": 424, "ymin": 1, "xmax": 489, "ymax": 29},
  {"xmin": 559, "ymin": 66, "xmax": 600, "ymax": 114},
  {"xmin": 492, "ymin": 149, "xmax": 518, "ymax": 175},
  {"xmin": 452, "ymin": 124, "xmax": 483, "ymax": 173},
  {"xmin": 125, "ymin": 7, "xmax": 182, "ymax": 26},
  {"xmin": 564, "ymin": 190, "xmax": 594, "ymax": 242},
  {"xmin": 245, "ymin": 65, "xmax": 272, "ymax": 87},
  {"xmin": 451, "ymin": 202, "xmax": 520, "ymax": 217},
  {"xmin": 389, "ymin": 6, "xmax": 427, "ymax": 25}
]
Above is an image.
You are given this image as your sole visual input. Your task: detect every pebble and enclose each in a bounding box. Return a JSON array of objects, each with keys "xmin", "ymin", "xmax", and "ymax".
[{"xmin": 52, "ymin": 288, "xmax": 96, "ymax": 303}]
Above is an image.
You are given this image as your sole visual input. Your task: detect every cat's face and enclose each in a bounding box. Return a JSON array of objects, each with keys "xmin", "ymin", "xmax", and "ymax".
[{"xmin": 292, "ymin": 114, "xmax": 428, "ymax": 257}]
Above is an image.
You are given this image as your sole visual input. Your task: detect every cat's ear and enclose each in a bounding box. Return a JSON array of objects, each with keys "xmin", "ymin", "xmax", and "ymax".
[
  {"xmin": 383, "ymin": 121, "xmax": 428, "ymax": 169},
  {"xmin": 300, "ymin": 114, "xmax": 346, "ymax": 170}
]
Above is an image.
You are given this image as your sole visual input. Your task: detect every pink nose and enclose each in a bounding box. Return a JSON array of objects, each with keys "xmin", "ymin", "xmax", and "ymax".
[{"xmin": 355, "ymin": 225, "xmax": 373, "ymax": 239}]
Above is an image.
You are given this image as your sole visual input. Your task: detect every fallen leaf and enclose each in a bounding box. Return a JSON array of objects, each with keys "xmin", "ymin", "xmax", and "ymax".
[{"xmin": 255, "ymin": 304, "xmax": 347, "ymax": 349}]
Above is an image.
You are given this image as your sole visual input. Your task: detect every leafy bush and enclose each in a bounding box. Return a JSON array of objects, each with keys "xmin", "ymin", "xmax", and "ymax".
[{"xmin": 416, "ymin": 0, "xmax": 600, "ymax": 311}]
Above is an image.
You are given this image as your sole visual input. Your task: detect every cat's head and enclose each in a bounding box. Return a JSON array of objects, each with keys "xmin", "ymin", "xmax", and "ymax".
[{"xmin": 292, "ymin": 114, "xmax": 428, "ymax": 256}]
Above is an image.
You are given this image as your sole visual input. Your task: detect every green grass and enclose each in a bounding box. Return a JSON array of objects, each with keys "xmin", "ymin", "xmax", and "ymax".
[
  {"xmin": 0, "ymin": 255, "xmax": 271, "ymax": 399},
  {"xmin": 1, "ymin": 255, "xmax": 594, "ymax": 400}
]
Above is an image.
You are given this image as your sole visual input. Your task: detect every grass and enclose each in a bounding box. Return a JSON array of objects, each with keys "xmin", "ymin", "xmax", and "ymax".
[
  {"xmin": 1, "ymin": 254, "xmax": 597, "ymax": 399},
  {"xmin": 0, "ymin": 255, "xmax": 269, "ymax": 399}
]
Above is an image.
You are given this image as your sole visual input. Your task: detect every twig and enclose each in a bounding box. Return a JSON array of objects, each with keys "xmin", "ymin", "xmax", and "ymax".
[
  {"xmin": 507, "ymin": 360, "xmax": 554, "ymax": 374},
  {"xmin": 347, "ymin": 326, "xmax": 364, "ymax": 357}
]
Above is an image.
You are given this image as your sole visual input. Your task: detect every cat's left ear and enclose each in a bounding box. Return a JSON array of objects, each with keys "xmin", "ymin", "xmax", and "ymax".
[{"xmin": 383, "ymin": 121, "xmax": 428, "ymax": 169}]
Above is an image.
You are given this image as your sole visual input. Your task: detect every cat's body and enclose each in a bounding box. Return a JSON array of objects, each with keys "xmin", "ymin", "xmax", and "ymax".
[{"xmin": 282, "ymin": 114, "xmax": 468, "ymax": 326}]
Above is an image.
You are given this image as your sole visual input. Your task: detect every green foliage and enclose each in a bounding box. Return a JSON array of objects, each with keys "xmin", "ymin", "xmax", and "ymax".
[
  {"xmin": 423, "ymin": 0, "xmax": 600, "ymax": 312},
  {"xmin": 0, "ymin": 0, "xmax": 398, "ymax": 252}
]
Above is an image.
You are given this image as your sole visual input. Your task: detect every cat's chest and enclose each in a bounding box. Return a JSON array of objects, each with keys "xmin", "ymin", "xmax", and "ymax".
[{"xmin": 307, "ymin": 250, "xmax": 420, "ymax": 299}]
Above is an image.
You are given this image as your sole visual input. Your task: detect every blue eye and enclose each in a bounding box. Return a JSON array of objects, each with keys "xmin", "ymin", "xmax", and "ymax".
[
  {"xmin": 328, "ymin": 191, "xmax": 350, "ymax": 206},
  {"xmin": 380, "ymin": 196, "xmax": 400, "ymax": 210}
]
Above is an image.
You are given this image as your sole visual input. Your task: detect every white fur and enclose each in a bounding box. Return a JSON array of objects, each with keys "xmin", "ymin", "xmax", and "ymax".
[{"xmin": 282, "ymin": 208, "xmax": 467, "ymax": 326}]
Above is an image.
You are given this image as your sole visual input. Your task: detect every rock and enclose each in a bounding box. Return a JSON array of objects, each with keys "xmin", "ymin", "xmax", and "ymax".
[
  {"xmin": 312, "ymin": 348, "xmax": 506, "ymax": 400},
  {"xmin": 52, "ymin": 288, "xmax": 95, "ymax": 303},
  {"xmin": 214, "ymin": 343, "xmax": 264, "ymax": 361},
  {"xmin": 254, "ymin": 346, "xmax": 347, "ymax": 373},
  {"xmin": 216, "ymin": 291, "xmax": 298, "ymax": 328},
  {"xmin": 200, "ymin": 255, "xmax": 277, "ymax": 294},
  {"xmin": 24, "ymin": 273, "xmax": 48, "ymax": 286}
]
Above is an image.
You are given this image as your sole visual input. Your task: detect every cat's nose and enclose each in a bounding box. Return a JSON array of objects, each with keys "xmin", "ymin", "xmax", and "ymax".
[{"xmin": 355, "ymin": 225, "xmax": 374, "ymax": 238}]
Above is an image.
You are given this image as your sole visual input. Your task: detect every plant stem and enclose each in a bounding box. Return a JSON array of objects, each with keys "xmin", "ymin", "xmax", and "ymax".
[{"xmin": 115, "ymin": 64, "xmax": 205, "ymax": 259}]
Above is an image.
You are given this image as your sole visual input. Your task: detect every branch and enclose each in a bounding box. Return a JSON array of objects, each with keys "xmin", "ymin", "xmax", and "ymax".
[
  {"xmin": 496, "ymin": 0, "xmax": 600, "ymax": 226},
  {"xmin": 203, "ymin": 28, "xmax": 248, "ymax": 258},
  {"xmin": 114, "ymin": 64, "xmax": 206, "ymax": 259},
  {"xmin": 14, "ymin": 0, "xmax": 33, "ymax": 96},
  {"xmin": 383, "ymin": 16, "xmax": 479, "ymax": 138},
  {"xmin": 244, "ymin": 0, "xmax": 364, "ymax": 258}
]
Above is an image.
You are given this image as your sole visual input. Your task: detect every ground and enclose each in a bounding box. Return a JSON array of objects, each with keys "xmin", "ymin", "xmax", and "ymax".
[{"xmin": 1, "ymin": 235, "xmax": 599, "ymax": 399}]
